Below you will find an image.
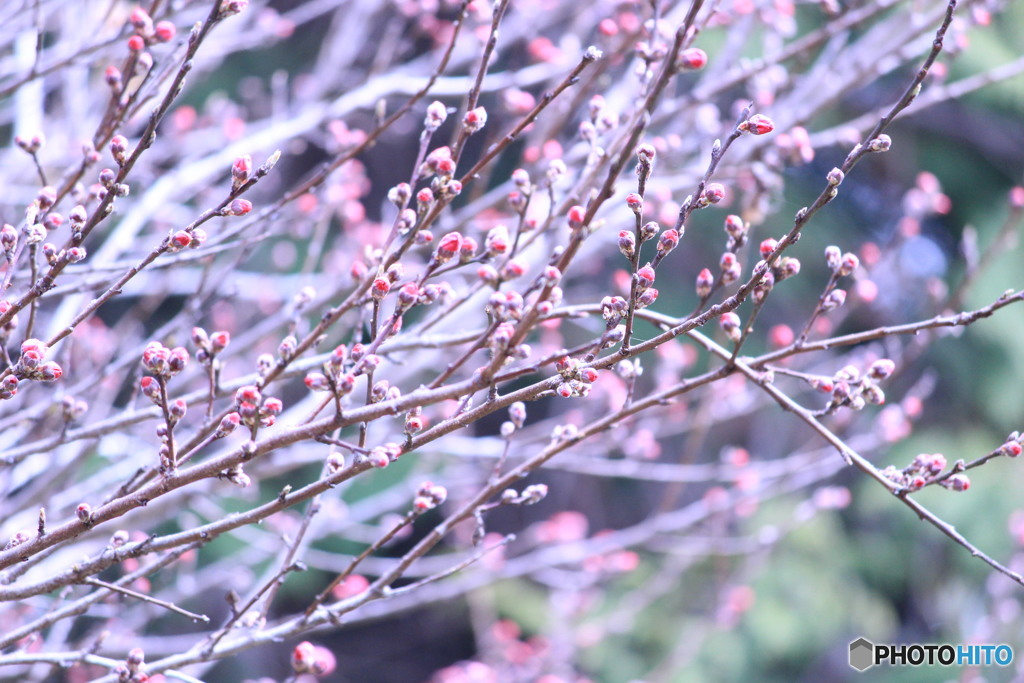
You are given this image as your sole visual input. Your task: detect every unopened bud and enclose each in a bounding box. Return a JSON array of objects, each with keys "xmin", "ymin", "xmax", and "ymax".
[
  {"xmin": 868, "ymin": 134, "xmax": 892, "ymax": 152},
  {"xmin": 738, "ymin": 114, "xmax": 774, "ymax": 135}
]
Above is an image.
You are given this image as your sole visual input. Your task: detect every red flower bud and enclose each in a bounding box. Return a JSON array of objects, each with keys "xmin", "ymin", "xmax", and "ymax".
[
  {"xmin": 567, "ymin": 205, "xmax": 586, "ymax": 229},
  {"xmin": 696, "ymin": 267, "xmax": 714, "ymax": 298},
  {"xmin": 636, "ymin": 265, "xmax": 656, "ymax": 290},
  {"xmin": 739, "ymin": 113, "xmax": 774, "ymax": 135},
  {"xmin": 224, "ymin": 198, "xmax": 252, "ymax": 216},
  {"xmin": 434, "ymin": 231, "xmax": 462, "ymax": 263},
  {"xmin": 231, "ymin": 155, "xmax": 252, "ymax": 187},
  {"xmin": 657, "ymin": 228, "xmax": 679, "ymax": 255},
  {"xmin": 154, "ymin": 20, "xmax": 176, "ymax": 42},
  {"xmin": 677, "ymin": 48, "xmax": 707, "ymax": 70},
  {"xmin": 703, "ymin": 183, "xmax": 725, "ymax": 204},
  {"xmin": 371, "ymin": 277, "xmax": 390, "ymax": 300}
]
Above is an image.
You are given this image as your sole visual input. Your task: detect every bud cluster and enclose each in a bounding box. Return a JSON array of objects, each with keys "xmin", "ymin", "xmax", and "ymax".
[
  {"xmin": 809, "ymin": 358, "xmax": 895, "ymax": 412},
  {"xmin": 553, "ymin": 355, "xmax": 600, "ymax": 398},
  {"xmin": 113, "ymin": 645, "xmax": 147, "ymax": 682},
  {"xmin": 366, "ymin": 442, "xmax": 402, "ymax": 469},
  {"xmin": 233, "ymin": 384, "xmax": 284, "ymax": 429},
  {"xmin": 501, "ymin": 483, "xmax": 549, "ymax": 506},
  {"xmin": 304, "ymin": 344, "xmax": 360, "ymax": 399},
  {"xmin": 9, "ymin": 338, "xmax": 63, "ymax": 392},
  {"xmin": 633, "ymin": 264, "xmax": 659, "ymax": 309},
  {"xmin": 413, "ymin": 480, "xmax": 449, "ymax": 511},
  {"xmin": 880, "ymin": 451, "xmax": 969, "ymax": 493},
  {"xmin": 127, "ymin": 6, "xmax": 177, "ymax": 47},
  {"xmin": 191, "ymin": 327, "xmax": 230, "ymax": 365},
  {"xmin": 142, "ymin": 341, "xmax": 189, "ymax": 377}
]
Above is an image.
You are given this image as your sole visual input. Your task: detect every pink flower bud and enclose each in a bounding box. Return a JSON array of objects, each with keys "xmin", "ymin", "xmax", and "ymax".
[
  {"xmin": 502, "ymin": 259, "xmax": 526, "ymax": 280},
  {"xmin": 369, "ymin": 447, "xmax": 390, "ymax": 468},
  {"xmin": 326, "ymin": 373, "xmax": 351, "ymax": 395},
  {"xmin": 388, "ymin": 184, "xmax": 412, "ymax": 208},
  {"xmin": 719, "ymin": 312, "xmax": 742, "ymax": 341},
  {"xmin": 677, "ymin": 48, "xmax": 707, "ymax": 70},
  {"xmin": 371, "ymin": 277, "xmax": 390, "ymax": 301},
  {"xmin": 868, "ymin": 134, "xmax": 892, "ymax": 152},
  {"xmin": 618, "ymin": 230, "xmax": 636, "ymax": 259},
  {"xmin": 22, "ymin": 338, "xmax": 48, "ymax": 358},
  {"xmin": 696, "ymin": 267, "xmax": 714, "ymax": 298},
  {"xmin": 1, "ymin": 224, "xmax": 17, "ymax": 251},
  {"xmin": 822, "ymin": 288, "xmax": 846, "ymax": 311},
  {"xmin": 947, "ymin": 474, "xmax": 970, "ymax": 491},
  {"xmin": 868, "ymin": 359, "xmax": 895, "ymax": 380},
  {"xmin": 262, "ymin": 397, "xmax": 283, "ymax": 416},
  {"xmin": 105, "ymin": 65, "xmax": 122, "ymax": 89},
  {"xmin": 739, "ymin": 113, "xmax": 774, "ymax": 135},
  {"xmin": 657, "ymin": 228, "xmax": 679, "ymax": 255},
  {"xmin": 541, "ymin": 265, "xmax": 562, "ymax": 286},
  {"xmin": 126, "ymin": 647, "xmax": 145, "ymax": 672},
  {"xmin": 434, "ymin": 231, "xmax": 462, "ymax": 263},
  {"xmin": 153, "ymin": 20, "xmax": 176, "ymax": 42},
  {"xmin": 170, "ymin": 231, "xmax": 192, "ymax": 250},
  {"xmin": 37, "ymin": 361, "xmax": 63, "ymax": 381},
  {"xmin": 759, "ymin": 238, "xmax": 778, "ymax": 258},
  {"xmin": 626, "ymin": 192, "xmax": 643, "ymax": 212},
  {"xmin": 210, "ymin": 331, "xmax": 230, "ymax": 352},
  {"xmin": 825, "ymin": 245, "xmax": 841, "ymax": 271},
  {"xmin": 168, "ymin": 346, "xmax": 189, "ymax": 374},
  {"xmin": 636, "ymin": 287, "xmax": 659, "ymax": 308},
  {"xmin": 231, "ymin": 154, "xmax": 252, "ymax": 187},
  {"xmin": 1000, "ymin": 441, "xmax": 1022, "ymax": 458},
  {"xmin": 777, "ymin": 256, "xmax": 801, "ymax": 280},
  {"xmin": 464, "ymin": 106, "xmax": 487, "ymax": 133},
  {"xmin": 140, "ymin": 376, "xmax": 161, "ymax": 403},
  {"xmin": 435, "ymin": 157, "xmax": 455, "ymax": 176},
  {"xmin": 485, "ymin": 225, "xmax": 510, "ymax": 256},
  {"xmin": 292, "ymin": 642, "xmax": 315, "ymax": 673},
  {"xmin": 224, "ymin": 198, "xmax": 252, "ymax": 216},
  {"xmin": 129, "ymin": 7, "xmax": 152, "ymax": 31},
  {"xmin": 424, "ymin": 101, "xmax": 448, "ymax": 131},
  {"xmin": 703, "ymin": 183, "xmax": 725, "ymax": 204},
  {"xmin": 76, "ymin": 503, "xmax": 92, "ymax": 523},
  {"xmin": 455, "ymin": 236, "xmax": 476, "ymax": 262},
  {"xmin": 216, "ymin": 412, "xmax": 240, "ymax": 437},
  {"xmin": 724, "ymin": 215, "xmax": 745, "ymax": 238},
  {"xmin": 169, "ymin": 398, "xmax": 187, "ymax": 420},
  {"xmin": 127, "ymin": 35, "xmax": 145, "ymax": 52},
  {"xmin": 110, "ymin": 135, "xmax": 129, "ymax": 163},
  {"xmin": 567, "ymin": 205, "xmax": 587, "ymax": 229},
  {"xmin": 637, "ymin": 143, "xmax": 656, "ymax": 163},
  {"xmin": 235, "ymin": 385, "xmax": 261, "ymax": 406},
  {"xmin": 839, "ymin": 252, "xmax": 859, "ymax": 276},
  {"xmin": 305, "ymin": 372, "xmax": 330, "ymax": 391},
  {"xmin": 752, "ymin": 271, "xmax": 774, "ymax": 302},
  {"xmin": 636, "ymin": 265, "xmax": 656, "ymax": 290}
]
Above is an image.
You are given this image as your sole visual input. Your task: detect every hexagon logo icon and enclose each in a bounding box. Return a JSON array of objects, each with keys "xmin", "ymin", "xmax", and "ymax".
[{"xmin": 849, "ymin": 637, "xmax": 875, "ymax": 672}]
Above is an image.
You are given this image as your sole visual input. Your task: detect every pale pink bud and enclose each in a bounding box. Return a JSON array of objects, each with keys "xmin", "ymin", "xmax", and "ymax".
[{"xmin": 677, "ymin": 48, "xmax": 707, "ymax": 70}]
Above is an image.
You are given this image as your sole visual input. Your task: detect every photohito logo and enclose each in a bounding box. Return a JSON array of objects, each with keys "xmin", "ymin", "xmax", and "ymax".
[{"xmin": 848, "ymin": 637, "xmax": 1013, "ymax": 672}]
